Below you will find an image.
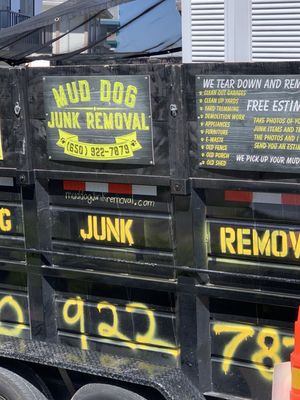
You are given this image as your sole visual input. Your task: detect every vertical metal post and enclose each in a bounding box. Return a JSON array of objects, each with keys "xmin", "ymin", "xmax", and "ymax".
[
  {"xmin": 178, "ymin": 277, "xmax": 211, "ymax": 392},
  {"xmin": 182, "ymin": 0, "xmax": 192, "ymax": 63},
  {"xmin": 225, "ymin": 0, "xmax": 252, "ymax": 62},
  {"xmin": 22, "ymin": 177, "xmax": 57, "ymax": 342},
  {"xmin": 22, "ymin": 184, "xmax": 47, "ymax": 340}
]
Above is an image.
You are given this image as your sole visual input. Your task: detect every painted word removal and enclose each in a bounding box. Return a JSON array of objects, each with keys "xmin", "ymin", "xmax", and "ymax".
[{"xmin": 220, "ymin": 226, "xmax": 300, "ymax": 258}]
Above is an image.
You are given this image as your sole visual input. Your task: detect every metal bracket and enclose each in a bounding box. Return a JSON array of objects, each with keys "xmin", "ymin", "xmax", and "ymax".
[
  {"xmin": 14, "ymin": 101, "xmax": 21, "ymax": 117},
  {"xmin": 16, "ymin": 171, "xmax": 35, "ymax": 186},
  {"xmin": 171, "ymin": 179, "xmax": 191, "ymax": 195},
  {"xmin": 170, "ymin": 104, "xmax": 178, "ymax": 117}
]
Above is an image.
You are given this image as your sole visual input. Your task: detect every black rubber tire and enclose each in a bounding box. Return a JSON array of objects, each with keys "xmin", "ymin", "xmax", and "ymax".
[
  {"xmin": 0, "ymin": 367, "xmax": 48, "ymax": 400},
  {"xmin": 71, "ymin": 383, "xmax": 147, "ymax": 400}
]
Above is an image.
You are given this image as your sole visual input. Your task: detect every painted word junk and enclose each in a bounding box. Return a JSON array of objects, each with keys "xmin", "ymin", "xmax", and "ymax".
[
  {"xmin": 80, "ymin": 216, "xmax": 134, "ymax": 246},
  {"xmin": 219, "ymin": 225, "xmax": 300, "ymax": 260},
  {"xmin": 43, "ymin": 76, "xmax": 154, "ymax": 164}
]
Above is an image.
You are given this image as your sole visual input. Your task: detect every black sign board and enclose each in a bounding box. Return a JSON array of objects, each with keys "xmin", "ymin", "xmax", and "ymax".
[
  {"xmin": 52, "ymin": 209, "xmax": 172, "ymax": 251},
  {"xmin": 209, "ymin": 220, "xmax": 300, "ymax": 264},
  {"xmin": 196, "ymin": 75, "xmax": 300, "ymax": 173},
  {"xmin": 43, "ymin": 75, "xmax": 154, "ymax": 164}
]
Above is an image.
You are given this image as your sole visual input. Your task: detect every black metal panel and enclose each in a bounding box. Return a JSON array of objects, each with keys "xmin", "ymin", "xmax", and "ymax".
[
  {"xmin": 46, "ymin": 179, "xmax": 177, "ymax": 279},
  {"xmin": 0, "ymin": 183, "xmax": 25, "ymax": 263},
  {"xmin": 52, "ymin": 209, "xmax": 171, "ymax": 250},
  {"xmin": 200, "ymin": 185, "xmax": 300, "ymax": 294},
  {"xmin": 27, "ymin": 63, "xmax": 181, "ymax": 183},
  {"xmin": 5, "ymin": 60, "xmax": 300, "ymax": 400},
  {"xmin": 177, "ymin": 277, "xmax": 211, "ymax": 391},
  {"xmin": 189, "ymin": 162, "xmax": 300, "ymax": 399},
  {"xmin": 0, "ymin": 292, "xmax": 30, "ymax": 340},
  {"xmin": 43, "ymin": 274, "xmax": 180, "ymax": 367},
  {"xmin": 0, "ymin": 68, "xmax": 33, "ymax": 180},
  {"xmin": 0, "ymin": 336, "xmax": 203, "ymax": 400},
  {"xmin": 184, "ymin": 62, "xmax": 300, "ymax": 187},
  {"xmin": 195, "ymin": 74, "xmax": 300, "ymax": 173},
  {"xmin": 0, "ymin": 68, "xmax": 20, "ymax": 176},
  {"xmin": 209, "ymin": 297, "xmax": 295, "ymax": 400},
  {"xmin": 43, "ymin": 75, "xmax": 154, "ymax": 165},
  {"xmin": 0, "ymin": 181, "xmax": 30, "ymax": 348},
  {"xmin": 0, "ymin": 186, "xmax": 29, "ymax": 342}
]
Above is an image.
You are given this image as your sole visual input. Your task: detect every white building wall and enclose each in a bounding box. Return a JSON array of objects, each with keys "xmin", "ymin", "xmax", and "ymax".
[
  {"xmin": 182, "ymin": 0, "xmax": 300, "ymax": 62},
  {"xmin": 43, "ymin": 0, "xmax": 65, "ymax": 12},
  {"xmin": 252, "ymin": 0, "xmax": 300, "ymax": 61},
  {"xmin": 34, "ymin": 0, "xmax": 42, "ymax": 14},
  {"xmin": 42, "ymin": 0, "xmax": 119, "ymax": 54},
  {"xmin": 183, "ymin": 0, "xmax": 225, "ymax": 62}
]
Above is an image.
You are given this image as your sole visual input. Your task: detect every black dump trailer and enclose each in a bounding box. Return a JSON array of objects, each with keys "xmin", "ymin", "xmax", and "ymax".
[{"xmin": 0, "ymin": 60, "xmax": 297, "ymax": 400}]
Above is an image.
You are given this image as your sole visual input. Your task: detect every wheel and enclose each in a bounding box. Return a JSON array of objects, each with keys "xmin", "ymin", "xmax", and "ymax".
[
  {"xmin": 71, "ymin": 383, "xmax": 147, "ymax": 400},
  {"xmin": 0, "ymin": 367, "xmax": 47, "ymax": 400}
]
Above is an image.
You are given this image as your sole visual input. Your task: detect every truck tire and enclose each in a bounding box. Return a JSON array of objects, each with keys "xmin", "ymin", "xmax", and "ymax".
[
  {"xmin": 71, "ymin": 384, "xmax": 147, "ymax": 400},
  {"xmin": 0, "ymin": 367, "xmax": 48, "ymax": 400}
]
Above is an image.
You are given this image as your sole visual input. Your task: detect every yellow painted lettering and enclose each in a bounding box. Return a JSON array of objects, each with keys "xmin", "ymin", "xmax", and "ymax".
[
  {"xmin": 86, "ymin": 112, "xmax": 95, "ymax": 130},
  {"xmin": 126, "ymin": 302, "xmax": 180, "ymax": 357},
  {"xmin": 132, "ymin": 113, "xmax": 142, "ymax": 130},
  {"xmin": 63, "ymin": 112, "xmax": 72, "ymax": 129},
  {"xmin": 66, "ymin": 82, "xmax": 79, "ymax": 104},
  {"xmin": 0, "ymin": 208, "xmax": 11, "ymax": 232},
  {"xmin": 78, "ymin": 80, "xmax": 91, "ymax": 102},
  {"xmin": 120, "ymin": 219, "xmax": 134, "ymax": 246},
  {"xmin": 97, "ymin": 301, "xmax": 135, "ymax": 349},
  {"xmin": 114, "ymin": 113, "xmax": 123, "ymax": 130},
  {"xmin": 252, "ymin": 229, "xmax": 271, "ymax": 257},
  {"xmin": 112, "ymin": 82, "xmax": 125, "ymax": 105},
  {"xmin": 62, "ymin": 296, "xmax": 88, "ymax": 350},
  {"xmin": 0, "ymin": 296, "xmax": 26, "ymax": 337},
  {"xmin": 48, "ymin": 112, "xmax": 80, "ymax": 129},
  {"xmin": 123, "ymin": 113, "xmax": 133, "ymax": 130},
  {"xmin": 237, "ymin": 228, "xmax": 252, "ymax": 256},
  {"xmin": 71, "ymin": 112, "xmax": 81, "ymax": 129},
  {"xmin": 283, "ymin": 336, "xmax": 295, "ymax": 348},
  {"xmin": 80, "ymin": 215, "xmax": 93, "ymax": 241},
  {"xmin": 213, "ymin": 323, "xmax": 255, "ymax": 375},
  {"xmin": 220, "ymin": 227, "xmax": 236, "ymax": 254},
  {"xmin": 290, "ymin": 232, "xmax": 300, "ymax": 258},
  {"xmin": 271, "ymin": 230, "xmax": 288, "ymax": 257},
  {"xmin": 103, "ymin": 113, "xmax": 114, "ymax": 130},
  {"xmin": 95, "ymin": 112, "xmax": 103, "ymax": 130},
  {"xmin": 141, "ymin": 113, "xmax": 150, "ymax": 130},
  {"xmin": 106, "ymin": 218, "xmax": 120, "ymax": 243},
  {"xmin": 251, "ymin": 328, "xmax": 281, "ymax": 381},
  {"xmin": 52, "ymin": 85, "xmax": 68, "ymax": 108},
  {"xmin": 124, "ymin": 85, "xmax": 137, "ymax": 108},
  {"xmin": 100, "ymin": 80, "xmax": 111, "ymax": 103},
  {"xmin": 93, "ymin": 216, "xmax": 106, "ymax": 241},
  {"xmin": 80, "ymin": 216, "xmax": 134, "ymax": 245},
  {"xmin": 48, "ymin": 112, "xmax": 56, "ymax": 128}
]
